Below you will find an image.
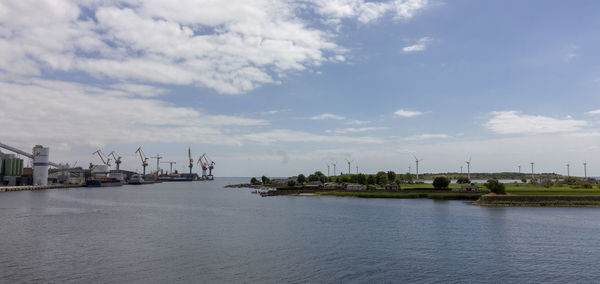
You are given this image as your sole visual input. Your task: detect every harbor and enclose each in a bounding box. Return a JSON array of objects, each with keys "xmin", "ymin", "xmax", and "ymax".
[{"xmin": 0, "ymin": 142, "xmax": 216, "ymax": 190}]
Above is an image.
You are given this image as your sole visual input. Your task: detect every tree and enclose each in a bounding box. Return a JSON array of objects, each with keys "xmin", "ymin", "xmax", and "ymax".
[
  {"xmin": 387, "ymin": 171, "xmax": 396, "ymax": 184},
  {"xmin": 484, "ymin": 179, "xmax": 506, "ymax": 194},
  {"xmin": 357, "ymin": 173, "xmax": 367, "ymax": 185},
  {"xmin": 308, "ymin": 174, "xmax": 318, "ymax": 182},
  {"xmin": 433, "ymin": 176, "xmax": 451, "ymax": 190},
  {"xmin": 367, "ymin": 175, "xmax": 375, "ymax": 185},
  {"xmin": 261, "ymin": 176, "xmax": 270, "ymax": 185},
  {"xmin": 456, "ymin": 177, "xmax": 471, "ymax": 184},
  {"xmin": 297, "ymin": 174, "xmax": 306, "ymax": 184},
  {"xmin": 287, "ymin": 180, "xmax": 296, "ymax": 186},
  {"xmin": 250, "ymin": 177, "xmax": 260, "ymax": 185},
  {"xmin": 376, "ymin": 171, "xmax": 388, "ymax": 185}
]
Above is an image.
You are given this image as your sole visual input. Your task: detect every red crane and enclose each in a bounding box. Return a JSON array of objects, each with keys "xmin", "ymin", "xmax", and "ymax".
[
  {"xmin": 92, "ymin": 149, "xmax": 111, "ymax": 166},
  {"xmin": 107, "ymin": 151, "xmax": 122, "ymax": 171},
  {"xmin": 135, "ymin": 147, "xmax": 149, "ymax": 176},
  {"xmin": 197, "ymin": 153, "xmax": 208, "ymax": 179}
]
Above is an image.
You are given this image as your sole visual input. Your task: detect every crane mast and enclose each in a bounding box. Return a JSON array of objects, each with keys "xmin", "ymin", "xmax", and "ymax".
[
  {"xmin": 107, "ymin": 151, "xmax": 122, "ymax": 171},
  {"xmin": 188, "ymin": 147, "xmax": 194, "ymax": 175},
  {"xmin": 92, "ymin": 149, "xmax": 111, "ymax": 166},
  {"xmin": 135, "ymin": 147, "xmax": 149, "ymax": 176}
]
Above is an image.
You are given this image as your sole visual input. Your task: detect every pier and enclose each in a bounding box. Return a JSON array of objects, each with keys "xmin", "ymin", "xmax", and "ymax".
[{"xmin": 0, "ymin": 184, "xmax": 83, "ymax": 192}]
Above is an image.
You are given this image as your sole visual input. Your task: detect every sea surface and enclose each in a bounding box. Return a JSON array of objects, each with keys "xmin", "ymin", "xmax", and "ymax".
[{"xmin": 1, "ymin": 177, "xmax": 600, "ymax": 283}]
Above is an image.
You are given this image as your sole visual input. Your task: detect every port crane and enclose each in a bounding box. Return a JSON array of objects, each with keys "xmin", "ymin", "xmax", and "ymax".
[
  {"xmin": 188, "ymin": 147, "xmax": 194, "ymax": 175},
  {"xmin": 197, "ymin": 153, "xmax": 215, "ymax": 180},
  {"xmin": 92, "ymin": 149, "xmax": 111, "ymax": 166},
  {"xmin": 161, "ymin": 161, "xmax": 176, "ymax": 174},
  {"xmin": 135, "ymin": 147, "xmax": 149, "ymax": 176},
  {"xmin": 107, "ymin": 151, "xmax": 122, "ymax": 171}
]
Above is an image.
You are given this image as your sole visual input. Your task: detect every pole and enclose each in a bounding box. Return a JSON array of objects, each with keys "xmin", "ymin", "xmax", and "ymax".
[
  {"xmin": 518, "ymin": 165, "xmax": 521, "ymax": 174},
  {"xmin": 327, "ymin": 164, "xmax": 330, "ymax": 177},
  {"xmin": 584, "ymin": 162, "xmax": 587, "ymax": 179},
  {"xmin": 531, "ymin": 162, "xmax": 534, "ymax": 180},
  {"xmin": 333, "ymin": 164, "xmax": 336, "ymax": 176},
  {"xmin": 567, "ymin": 164, "xmax": 570, "ymax": 177},
  {"xmin": 416, "ymin": 160, "xmax": 419, "ymax": 180}
]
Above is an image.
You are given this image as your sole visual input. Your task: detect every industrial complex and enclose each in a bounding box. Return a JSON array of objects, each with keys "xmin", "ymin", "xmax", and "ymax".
[{"xmin": 0, "ymin": 142, "xmax": 215, "ymax": 189}]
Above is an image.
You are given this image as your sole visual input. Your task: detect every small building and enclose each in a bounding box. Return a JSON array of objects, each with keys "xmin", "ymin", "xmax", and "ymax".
[
  {"xmin": 324, "ymin": 182, "xmax": 337, "ymax": 189},
  {"xmin": 384, "ymin": 184, "xmax": 400, "ymax": 190},
  {"xmin": 271, "ymin": 178, "xmax": 291, "ymax": 187},
  {"xmin": 454, "ymin": 185, "xmax": 480, "ymax": 192},
  {"xmin": 344, "ymin": 183, "xmax": 363, "ymax": 190}
]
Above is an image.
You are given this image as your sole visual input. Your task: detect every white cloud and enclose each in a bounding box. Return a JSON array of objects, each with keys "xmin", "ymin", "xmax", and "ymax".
[
  {"xmin": 0, "ymin": 0, "xmax": 429, "ymax": 95},
  {"xmin": 308, "ymin": 0, "xmax": 428, "ymax": 24},
  {"xmin": 0, "ymin": 78, "xmax": 267, "ymax": 148},
  {"xmin": 346, "ymin": 119, "xmax": 371, "ymax": 125},
  {"xmin": 326, "ymin": 127, "xmax": 387, "ymax": 134},
  {"xmin": 242, "ymin": 129, "xmax": 385, "ymax": 145},
  {"xmin": 586, "ymin": 109, "xmax": 600, "ymax": 116},
  {"xmin": 394, "ymin": 109, "xmax": 423, "ymax": 117},
  {"xmin": 400, "ymin": 133, "xmax": 450, "ymax": 141},
  {"xmin": 486, "ymin": 111, "xmax": 587, "ymax": 134},
  {"xmin": 254, "ymin": 109, "xmax": 290, "ymax": 116},
  {"xmin": 402, "ymin": 37, "xmax": 431, "ymax": 53},
  {"xmin": 309, "ymin": 113, "xmax": 345, "ymax": 120}
]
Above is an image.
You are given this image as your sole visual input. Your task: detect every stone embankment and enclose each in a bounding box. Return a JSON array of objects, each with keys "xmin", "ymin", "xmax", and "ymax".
[
  {"xmin": 0, "ymin": 184, "xmax": 83, "ymax": 192},
  {"xmin": 477, "ymin": 195, "xmax": 600, "ymax": 206}
]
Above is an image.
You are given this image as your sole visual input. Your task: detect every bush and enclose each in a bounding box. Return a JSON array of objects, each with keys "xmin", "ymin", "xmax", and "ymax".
[
  {"xmin": 521, "ymin": 178, "xmax": 527, "ymax": 183},
  {"xmin": 484, "ymin": 179, "xmax": 506, "ymax": 194},
  {"xmin": 583, "ymin": 183, "xmax": 593, "ymax": 189},
  {"xmin": 366, "ymin": 184, "xmax": 377, "ymax": 190},
  {"xmin": 456, "ymin": 177, "xmax": 471, "ymax": 184},
  {"xmin": 376, "ymin": 171, "xmax": 388, "ymax": 185},
  {"xmin": 261, "ymin": 176, "xmax": 270, "ymax": 185},
  {"xmin": 433, "ymin": 177, "xmax": 451, "ymax": 190},
  {"xmin": 367, "ymin": 175, "xmax": 375, "ymax": 185},
  {"xmin": 287, "ymin": 180, "xmax": 296, "ymax": 186},
  {"xmin": 250, "ymin": 177, "xmax": 260, "ymax": 185},
  {"xmin": 297, "ymin": 174, "xmax": 306, "ymax": 184}
]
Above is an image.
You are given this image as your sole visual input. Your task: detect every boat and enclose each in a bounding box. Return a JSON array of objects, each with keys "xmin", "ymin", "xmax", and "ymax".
[
  {"xmin": 86, "ymin": 171, "xmax": 124, "ymax": 187},
  {"xmin": 128, "ymin": 174, "xmax": 154, "ymax": 185},
  {"xmin": 158, "ymin": 175, "xmax": 193, "ymax": 182}
]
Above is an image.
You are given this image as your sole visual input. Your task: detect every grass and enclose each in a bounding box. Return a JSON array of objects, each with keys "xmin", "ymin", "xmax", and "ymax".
[
  {"xmin": 476, "ymin": 200, "xmax": 600, "ymax": 207},
  {"xmin": 503, "ymin": 183, "xmax": 600, "ymax": 196},
  {"xmin": 316, "ymin": 191, "xmax": 484, "ymax": 200}
]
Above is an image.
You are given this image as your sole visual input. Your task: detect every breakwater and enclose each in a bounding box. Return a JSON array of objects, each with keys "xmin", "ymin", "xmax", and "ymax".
[
  {"xmin": 477, "ymin": 195, "xmax": 600, "ymax": 206},
  {"xmin": 0, "ymin": 184, "xmax": 83, "ymax": 192}
]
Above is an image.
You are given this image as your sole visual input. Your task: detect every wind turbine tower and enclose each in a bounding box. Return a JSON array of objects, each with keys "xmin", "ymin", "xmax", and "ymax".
[
  {"xmin": 460, "ymin": 165, "xmax": 463, "ymax": 174},
  {"xmin": 332, "ymin": 162, "xmax": 337, "ymax": 176},
  {"xmin": 356, "ymin": 165, "xmax": 359, "ymax": 174},
  {"xmin": 584, "ymin": 161, "xmax": 588, "ymax": 179},
  {"xmin": 566, "ymin": 164, "xmax": 570, "ymax": 177},
  {"xmin": 327, "ymin": 164, "xmax": 330, "ymax": 177},
  {"xmin": 518, "ymin": 165, "xmax": 521, "ymax": 174},
  {"xmin": 413, "ymin": 155, "xmax": 423, "ymax": 180},
  {"xmin": 346, "ymin": 159, "xmax": 354, "ymax": 175},
  {"xmin": 465, "ymin": 157, "xmax": 472, "ymax": 180},
  {"xmin": 530, "ymin": 162, "xmax": 535, "ymax": 180}
]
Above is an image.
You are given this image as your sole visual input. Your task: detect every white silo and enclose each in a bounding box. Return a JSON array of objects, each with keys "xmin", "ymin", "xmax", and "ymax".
[{"xmin": 33, "ymin": 145, "xmax": 49, "ymax": 186}]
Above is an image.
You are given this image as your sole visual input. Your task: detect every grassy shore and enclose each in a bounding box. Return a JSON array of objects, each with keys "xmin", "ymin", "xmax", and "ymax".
[{"xmin": 316, "ymin": 191, "xmax": 484, "ymax": 200}]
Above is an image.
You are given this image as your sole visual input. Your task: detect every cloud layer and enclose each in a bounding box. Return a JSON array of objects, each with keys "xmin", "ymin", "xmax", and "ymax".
[
  {"xmin": 0, "ymin": 0, "xmax": 429, "ymax": 95},
  {"xmin": 486, "ymin": 111, "xmax": 587, "ymax": 134}
]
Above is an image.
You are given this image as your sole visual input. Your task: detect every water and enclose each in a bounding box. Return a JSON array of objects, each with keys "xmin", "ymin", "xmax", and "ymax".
[{"xmin": 1, "ymin": 178, "xmax": 600, "ymax": 283}]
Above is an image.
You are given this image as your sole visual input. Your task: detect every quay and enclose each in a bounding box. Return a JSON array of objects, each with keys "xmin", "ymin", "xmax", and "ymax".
[{"xmin": 0, "ymin": 184, "xmax": 84, "ymax": 192}]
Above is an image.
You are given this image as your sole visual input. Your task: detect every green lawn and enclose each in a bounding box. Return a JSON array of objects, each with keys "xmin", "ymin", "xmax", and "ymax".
[
  {"xmin": 316, "ymin": 191, "xmax": 484, "ymax": 200},
  {"xmin": 397, "ymin": 182, "xmax": 600, "ymax": 196}
]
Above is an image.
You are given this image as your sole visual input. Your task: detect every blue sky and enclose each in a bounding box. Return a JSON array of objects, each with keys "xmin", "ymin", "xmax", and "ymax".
[{"xmin": 1, "ymin": 0, "xmax": 599, "ymax": 176}]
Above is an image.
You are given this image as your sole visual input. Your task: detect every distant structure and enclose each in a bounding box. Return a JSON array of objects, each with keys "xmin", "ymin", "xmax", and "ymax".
[
  {"xmin": 530, "ymin": 162, "xmax": 535, "ymax": 180},
  {"xmin": 150, "ymin": 154, "xmax": 163, "ymax": 176},
  {"xmin": 345, "ymin": 159, "xmax": 354, "ymax": 175},
  {"xmin": 327, "ymin": 164, "xmax": 330, "ymax": 177},
  {"xmin": 460, "ymin": 165, "xmax": 463, "ymax": 174},
  {"xmin": 332, "ymin": 162, "xmax": 337, "ymax": 176},
  {"xmin": 188, "ymin": 147, "xmax": 194, "ymax": 175},
  {"xmin": 107, "ymin": 151, "xmax": 122, "ymax": 171},
  {"xmin": 518, "ymin": 165, "xmax": 521, "ymax": 174},
  {"xmin": 135, "ymin": 147, "xmax": 149, "ymax": 175},
  {"xmin": 413, "ymin": 155, "xmax": 422, "ymax": 180},
  {"xmin": 465, "ymin": 157, "xmax": 472, "ymax": 180},
  {"xmin": 161, "ymin": 161, "xmax": 176, "ymax": 174},
  {"xmin": 566, "ymin": 164, "xmax": 570, "ymax": 177},
  {"xmin": 356, "ymin": 165, "xmax": 359, "ymax": 174},
  {"xmin": 584, "ymin": 161, "xmax": 588, "ymax": 179}
]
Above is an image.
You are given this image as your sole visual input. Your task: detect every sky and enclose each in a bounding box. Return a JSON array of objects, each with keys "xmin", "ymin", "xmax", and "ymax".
[{"xmin": 1, "ymin": 0, "xmax": 599, "ymax": 177}]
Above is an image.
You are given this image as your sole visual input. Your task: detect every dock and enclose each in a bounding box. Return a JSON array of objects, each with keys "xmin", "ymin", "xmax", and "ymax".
[{"xmin": 0, "ymin": 184, "xmax": 84, "ymax": 192}]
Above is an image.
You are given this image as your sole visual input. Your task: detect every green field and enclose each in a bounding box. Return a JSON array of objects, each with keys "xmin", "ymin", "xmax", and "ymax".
[
  {"xmin": 316, "ymin": 191, "xmax": 484, "ymax": 200},
  {"xmin": 397, "ymin": 182, "xmax": 600, "ymax": 196}
]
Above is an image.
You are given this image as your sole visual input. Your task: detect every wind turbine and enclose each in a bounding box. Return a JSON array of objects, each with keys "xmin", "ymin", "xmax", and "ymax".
[
  {"xmin": 566, "ymin": 164, "xmax": 570, "ymax": 177},
  {"xmin": 345, "ymin": 159, "xmax": 354, "ymax": 175},
  {"xmin": 530, "ymin": 162, "xmax": 535, "ymax": 180},
  {"xmin": 584, "ymin": 161, "xmax": 588, "ymax": 179},
  {"xmin": 465, "ymin": 157, "xmax": 472, "ymax": 180},
  {"xmin": 518, "ymin": 165, "xmax": 521, "ymax": 174},
  {"xmin": 356, "ymin": 165, "xmax": 359, "ymax": 174},
  {"xmin": 327, "ymin": 164, "xmax": 330, "ymax": 177},
  {"xmin": 408, "ymin": 165, "xmax": 411, "ymax": 175},
  {"xmin": 332, "ymin": 161, "xmax": 337, "ymax": 176},
  {"xmin": 460, "ymin": 165, "xmax": 463, "ymax": 174},
  {"xmin": 413, "ymin": 155, "xmax": 423, "ymax": 180}
]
